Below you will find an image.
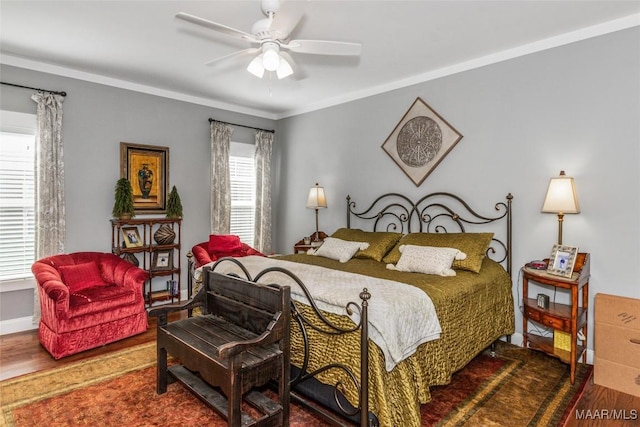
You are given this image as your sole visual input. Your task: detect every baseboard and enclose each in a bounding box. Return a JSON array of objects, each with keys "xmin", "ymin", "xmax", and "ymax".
[
  {"xmin": 504, "ymin": 332, "xmax": 593, "ymax": 365},
  {"xmin": 0, "ymin": 316, "xmax": 38, "ymax": 336}
]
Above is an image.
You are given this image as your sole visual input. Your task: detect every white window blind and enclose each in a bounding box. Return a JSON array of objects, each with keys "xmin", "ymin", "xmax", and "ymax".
[
  {"xmin": 229, "ymin": 143, "xmax": 255, "ymax": 245},
  {"xmin": 0, "ymin": 112, "xmax": 36, "ymax": 281}
]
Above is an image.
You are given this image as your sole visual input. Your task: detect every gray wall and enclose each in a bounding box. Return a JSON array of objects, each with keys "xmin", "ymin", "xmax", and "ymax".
[
  {"xmin": 276, "ymin": 27, "xmax": 640, "ymax": 351},
  {"xmin": 0, "ymin": 65, "xmax": 277, "ymax": 323},
  {"xmin": 1, "ymin": 27, "xmax": 638, "ymax": 353}
]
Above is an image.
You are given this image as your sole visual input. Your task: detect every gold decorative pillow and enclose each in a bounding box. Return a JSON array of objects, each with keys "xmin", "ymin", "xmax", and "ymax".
[
  {"xmin": 382, "ymin": 232, "xmax": 494, "ymax": 273},
  {"xmin": 331, "ymin": 228, "xmax": 402, "ymax": 262}
]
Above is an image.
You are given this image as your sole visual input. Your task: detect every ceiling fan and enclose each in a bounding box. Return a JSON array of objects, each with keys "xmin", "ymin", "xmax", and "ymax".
[{"xmin": 176, "ymin": 0, "xmax": 362, "ymax": 80}]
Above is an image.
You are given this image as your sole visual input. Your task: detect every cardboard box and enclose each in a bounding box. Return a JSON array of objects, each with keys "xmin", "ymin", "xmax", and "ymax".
[
  {"xmin": 554, "ymin": 330, "xmax": 571, "ymax": 351},
  {"xmin": 593, "ymin": 358, "xmax": 640, "ymax": 397},
  {"xmin": 594, "ymin": 293, "xmax": 640, "ymax": 397}
]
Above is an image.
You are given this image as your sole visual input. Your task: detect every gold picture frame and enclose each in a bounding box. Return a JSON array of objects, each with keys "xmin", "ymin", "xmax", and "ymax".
[
  {"xmin": 382, "ymin": 97, "xmax": 463, "ymax": 186},
  {"xmin": 120, "ymin": 142, "xmax": 169, "ymax": 214},
  {"xmin": 121, "ymin": 226, "xmax": 143, "ymax": 248},
  {"xmin": 547, "ymin": 244, "xmax": 578, "ymax": 278}
]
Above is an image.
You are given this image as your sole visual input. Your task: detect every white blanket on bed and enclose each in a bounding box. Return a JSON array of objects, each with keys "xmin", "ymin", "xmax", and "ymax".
[{"xmin": 196, "ymin": 256, "xmax": 442, "ymax": 371}]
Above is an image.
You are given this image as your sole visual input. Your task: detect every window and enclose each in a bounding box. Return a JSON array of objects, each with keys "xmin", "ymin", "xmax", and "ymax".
[
  {"xmin": 229, "ymin": 142, "xmax": 255, "ymax": 245},
  {"xmin": 0, "ymin": 111, "xmax": 36, "ymax": 286}
]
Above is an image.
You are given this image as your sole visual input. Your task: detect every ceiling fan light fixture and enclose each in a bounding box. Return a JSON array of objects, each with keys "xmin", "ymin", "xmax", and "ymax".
[
  {"xmin": 276, "ymin": 57, "xmax": 293, "ymax": 79},
  {"xmin": 178, "ymin": 0, "xmax": 363, "ymax": 81},
  {"xmin": 247, "ymin": 54, "xmax": 265, "ymax": 78},
  {"xmin": 262, "ymin": 42, "xmax": 280, "ymax": 71}
]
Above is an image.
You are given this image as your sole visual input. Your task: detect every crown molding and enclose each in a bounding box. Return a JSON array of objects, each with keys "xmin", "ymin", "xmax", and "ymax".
[
  {"xmin": 275, "ymin": 13, "xmax": 640, "ymax": 119},
  {"xmin": 0, "ymin": 54, "xmax": 278, "ymax": 120}
]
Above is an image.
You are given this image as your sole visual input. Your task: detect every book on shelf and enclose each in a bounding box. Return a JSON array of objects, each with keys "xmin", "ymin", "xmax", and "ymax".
[{"xmin": 166, "ymin": 280, "xmax": 178, "ymax": 296}]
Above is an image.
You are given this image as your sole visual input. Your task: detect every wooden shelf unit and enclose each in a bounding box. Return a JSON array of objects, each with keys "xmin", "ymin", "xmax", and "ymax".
[
  {"xmin": 111, "ymin": 217, "xmax": 182, "ymax": 306},
  {"xmin": 521, "ymin": 252, "xmax": 590, "ymax": 384}
]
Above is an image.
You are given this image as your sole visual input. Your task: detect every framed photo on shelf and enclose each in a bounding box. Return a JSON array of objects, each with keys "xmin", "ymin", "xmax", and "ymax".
[
  {"xmin": 152, "ymin": 251, "xmax": 173, "ymax": 271},
  {"xmin": 120, "ymin": 142, "xmax": 169, "ymax": 214},
  {"xmin": 121, "ymin": 227, "xmax": 143, "ymax": 248},
  {"xmin": 547, "ymin": 244, "xmax": 578, "ymax": 278}
]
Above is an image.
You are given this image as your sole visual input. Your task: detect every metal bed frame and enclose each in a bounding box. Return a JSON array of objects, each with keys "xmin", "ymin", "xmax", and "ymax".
[{"xmin": 196, "ymin": 191, "xmax": 513, "ymax": 426}]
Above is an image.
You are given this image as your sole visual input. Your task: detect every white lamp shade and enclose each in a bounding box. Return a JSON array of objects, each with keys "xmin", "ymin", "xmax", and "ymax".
[
  {"xmin": 247, "ymin": 54, "xmax": 265, "ymax": 78},
  {"xmin": 262, "ymin": 47, "xmax": 280, "ymax": 71},
  {"xmin": 542, "ymin": 172, "xmax": 580, "ymax": 214},
  {"xmin": 306, "ymin": 185, "xmax": 327, "ymax": 209},
  {"xmin": 276, "ymin": 57, "xmax": 293, "ymax": 79}
]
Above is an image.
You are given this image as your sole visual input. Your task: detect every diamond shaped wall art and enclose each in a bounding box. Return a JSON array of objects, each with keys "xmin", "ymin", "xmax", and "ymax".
[{"xmin": 382, "ymin": 97, "xmax": 463, "ymax": 186}]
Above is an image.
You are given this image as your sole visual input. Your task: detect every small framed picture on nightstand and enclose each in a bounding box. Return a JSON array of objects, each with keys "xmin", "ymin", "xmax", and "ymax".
[{"xmin": 547, "ymin": 244, "xmax": 578, "ymax": 278}]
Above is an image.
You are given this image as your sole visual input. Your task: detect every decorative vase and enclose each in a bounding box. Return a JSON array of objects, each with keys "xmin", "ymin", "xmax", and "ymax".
[
  {"xmin": 154, "ymin": 224, "xmax": 176, "ymax": 245},
  {"xmin": 137, "ymin": 164, "xmax": 153, "ymax": 199},
  {"xmin": 122, "ymin": 252, "xmax": 139, "ymax": 267}
]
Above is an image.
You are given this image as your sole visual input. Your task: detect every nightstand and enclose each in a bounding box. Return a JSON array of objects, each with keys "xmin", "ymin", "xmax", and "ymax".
[
  {"xmin": 522, "ymin": 252, "xmax": 590, "ymax": 384},
  {"xmin": 294, "ymin": 231, "xmax": 327, "ymax": 254}
]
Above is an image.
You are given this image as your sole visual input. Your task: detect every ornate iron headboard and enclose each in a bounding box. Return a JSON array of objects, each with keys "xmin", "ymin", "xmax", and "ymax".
[{"xmin": 346, "ymin": 192, "xmax": 513, "ymax": 275}]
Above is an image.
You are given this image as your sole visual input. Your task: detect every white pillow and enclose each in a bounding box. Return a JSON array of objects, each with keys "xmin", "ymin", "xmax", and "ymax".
[
  {"xmin": 386, "ymin": 245, "xmax": 467, "ymax": 276},
  {"xmin": 310, "ymin": 237, "xmax": 370, "ymax": 263}
]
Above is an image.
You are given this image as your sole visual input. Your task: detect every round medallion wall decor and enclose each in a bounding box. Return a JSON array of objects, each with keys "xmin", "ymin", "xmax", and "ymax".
[
  {"xmin": 396, "ymin": 116, "xmax": 442, "ymax": 167},
  {"xmin": 381, "ymin": 97, "xmax": 463, "ymax": 186}
]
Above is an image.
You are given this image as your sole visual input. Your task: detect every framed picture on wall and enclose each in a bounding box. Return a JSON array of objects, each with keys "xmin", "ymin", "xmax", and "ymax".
[{"xmin": 120, "ymin": 142, "xmax": 169, "ymax": 214}]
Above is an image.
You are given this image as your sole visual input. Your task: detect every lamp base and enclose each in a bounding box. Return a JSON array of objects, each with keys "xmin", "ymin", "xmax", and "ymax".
[
  {"xmin": 557, "ymin": 213, "xmax": 564, "ymax": 245},
  {"xmin": 311, "ymin": 231, "xmax": 327, "ymax": 243}
]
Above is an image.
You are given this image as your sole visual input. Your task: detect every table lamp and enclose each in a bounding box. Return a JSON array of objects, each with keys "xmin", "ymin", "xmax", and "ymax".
[
  {"xmin": 306, "ymin": 183, "xmax": 327, "ymax": 241},
  {"xmin": 541, "ymin": 170, "xmax": 580, "ymax": 244}
]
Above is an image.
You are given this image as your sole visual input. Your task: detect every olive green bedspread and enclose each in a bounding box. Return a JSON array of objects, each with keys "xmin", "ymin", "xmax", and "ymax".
[{"xmin": 275, "ymin": 254, "xmax": 515, "ymax": 427}]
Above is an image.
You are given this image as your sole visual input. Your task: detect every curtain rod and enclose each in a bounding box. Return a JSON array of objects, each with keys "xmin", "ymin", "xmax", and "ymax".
[
  {"xmin": 1, "ymin": 81, "xmax": 67, "ymax": 97},
  {"xmin": 209, "ymin": 118, "xmax": 274, "ymax": 134}
]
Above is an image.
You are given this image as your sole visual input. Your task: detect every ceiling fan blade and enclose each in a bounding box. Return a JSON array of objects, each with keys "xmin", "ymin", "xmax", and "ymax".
[
  {"xmin": 279, "ymin": 51, "xmax": 307, "ymax": 80},
  {"xmin": 269, "ymin": 1, "xmax": 305, "ymax": 40},
  {"xmin": 284, "ymin": 39, "xmax": 362, "ymax": 56},
  {"xmin": 176, "ymin": 12, "xmax": 259, "ymax": 43},
  {"xmin": 205, "ymin": 48, "xmax": 260, "ymax": 66}
]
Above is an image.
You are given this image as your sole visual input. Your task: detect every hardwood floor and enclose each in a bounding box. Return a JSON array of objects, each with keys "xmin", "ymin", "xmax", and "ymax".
[
  {"xmin": 0, "ymin": 312, "xmax": 185, "ymax": 381},
  {"xmin": 565, "ymin": 383, "xmax": 640, "ymax": 427},
  {"xmin": 1, "ymin": 315, "xmax": 639, "ymax": 426}
]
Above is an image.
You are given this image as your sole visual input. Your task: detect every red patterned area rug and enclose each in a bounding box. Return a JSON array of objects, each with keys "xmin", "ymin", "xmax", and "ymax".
[{"xmin": 0, "ymin": 341, "xmax": 591, "ymax": 426}]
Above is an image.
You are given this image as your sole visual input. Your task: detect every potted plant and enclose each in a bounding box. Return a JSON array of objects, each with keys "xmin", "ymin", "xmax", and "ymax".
[
  {"xmin": 112, "ymin": 178, "xmax": 135, "ymax": 219},
  {"xmin": 166, "ymin": 185, "xmax": 183, "ymax": 218}
]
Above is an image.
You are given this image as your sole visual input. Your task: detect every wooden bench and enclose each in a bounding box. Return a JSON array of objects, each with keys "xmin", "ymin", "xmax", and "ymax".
[{"xmin": 149, "ymin": 266, "xmax": 291, "ymax": 427}]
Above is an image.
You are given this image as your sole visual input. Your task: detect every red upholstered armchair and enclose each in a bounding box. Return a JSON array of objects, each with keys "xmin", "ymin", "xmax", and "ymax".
[
  {"xmin": 31, "ymin": 252, "xmax": 148, "ymax": 359},
  {"xmin": 188, "ymin": 235, "xmax": 265, "ymax": 299},
  {"xmin": 191, "ymin": 234, "xmax": 265, "ymax": 268}
]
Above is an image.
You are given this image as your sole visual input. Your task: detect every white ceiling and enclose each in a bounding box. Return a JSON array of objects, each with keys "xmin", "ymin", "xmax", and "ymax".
[{"xmin": 1, "ymin": 1, "xmax": 639, "ymax": 119}]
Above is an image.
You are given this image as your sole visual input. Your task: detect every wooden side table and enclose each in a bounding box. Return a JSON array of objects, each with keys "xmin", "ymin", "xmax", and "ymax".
[
  {"xmin": 294, "ymin": 244, "xmax": 315, "ymax": 254},
  {"xmin": 294, "ymin": 231, "xmax": 327, "ymax": 254},
  {"xmin": 521, "ymin": 252, "xmax": 590, "ymax": 384}
]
